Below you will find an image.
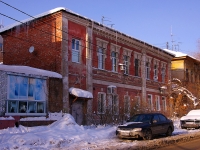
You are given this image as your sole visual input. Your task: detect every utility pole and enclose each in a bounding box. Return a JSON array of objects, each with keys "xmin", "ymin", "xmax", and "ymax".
[
  {"xmin": 166, "ymin": 42, "xmax": 169, "ymax": 49},
  {"xmin": 171, "ymin": 26, "xmax": 175, "ymax": 50},
  {"xmin": 0, "ymin": 20, "xmax": 4, "ymax": 29}
]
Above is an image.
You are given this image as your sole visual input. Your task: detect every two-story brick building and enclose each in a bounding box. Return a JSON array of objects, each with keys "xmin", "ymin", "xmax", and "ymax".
[{"xmin": 0, "ymin": 7, "xmax": 174, "ymax": 125}]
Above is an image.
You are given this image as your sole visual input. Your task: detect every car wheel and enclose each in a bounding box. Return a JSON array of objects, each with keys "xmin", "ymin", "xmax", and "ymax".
[
  {"xmin": 181, "ymin": 126, "xmax": 185, "ymax": 129},
  {"xmin": 166, "ymin": 127, "xmax": 172, "ymax": 136},
  {"xmin": 143, "ymin": 129, "xmax": 153, "ymax": 140}
]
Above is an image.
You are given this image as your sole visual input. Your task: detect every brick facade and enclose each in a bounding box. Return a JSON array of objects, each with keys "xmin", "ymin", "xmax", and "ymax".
[{"xmin": 0, "ymin": 8, "xmax": 174, "ymax": 125}]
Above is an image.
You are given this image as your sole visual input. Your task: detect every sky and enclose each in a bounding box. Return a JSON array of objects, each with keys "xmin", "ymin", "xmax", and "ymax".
[
  {"xmin": 0, "ymin": 113, "xmax": 199, "ymax": 149},
  {"xmin": 0, "ymin": 0, "xmax": 200, "ymax": 56}
]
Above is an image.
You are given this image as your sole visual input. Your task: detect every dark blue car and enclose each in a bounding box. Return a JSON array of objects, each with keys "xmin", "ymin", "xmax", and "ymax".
[{"xmin": 116, "ymin": 113, "xmax": 174, "ymax": 140}]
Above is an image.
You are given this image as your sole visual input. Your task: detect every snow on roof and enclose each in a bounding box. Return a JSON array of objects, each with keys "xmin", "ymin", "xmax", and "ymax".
[
  {"xmin": 0, "ymin": 7, "xmax": 174, "ymax": 58},
  {"xmin": 0, "ymin": 7, "xmax": 92, "ymax": 33},
  {"xmin": 163, "ymin": 49, "xmax": 187, "ymax": 57},
  {"xmin": 0, "ymin": 64, "xmax": 62, "ymax": 78},
  {"xmin": 69, "ymin": 87, "xmax": 93, "ymax": 99},
  {"xmin": 0, "ymin": 7, "xmax": 65, "ymax": 33}
]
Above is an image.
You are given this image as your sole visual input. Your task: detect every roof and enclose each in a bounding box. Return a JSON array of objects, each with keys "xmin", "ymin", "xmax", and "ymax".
[
  {"xmin": 163, "ymin": 49, "xmax": 199, "ymax": 61},
  {"xmin": 0, "ymin": 64, "xmax": 62, "ymax": 78},
  {"xmin": 0, "ymin": 7, "xmax": 174, "ymax": 57},
  {"xmin": 69, "ymin": 87, "xmax": 93, "ymax": 99}
]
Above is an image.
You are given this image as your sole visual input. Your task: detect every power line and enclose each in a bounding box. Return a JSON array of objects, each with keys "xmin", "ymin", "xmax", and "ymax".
[
  {"xmin": 0, "ymin": 3, "xmax": 170, "ymax": 74},
  {"xmin": 0, "ymin": 0, "xmax": 106, "ymax": 53}
]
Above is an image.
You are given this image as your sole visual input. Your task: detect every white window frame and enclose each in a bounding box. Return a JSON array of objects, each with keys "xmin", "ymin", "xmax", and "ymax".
[
  {"xmin": 135, "ymin": 58, "xmax": 139, "ymax": 76},
  {"xmin": 6, "ymin": 75, "xmax": 46, "ymax": 116},
  {"xmin": 72, "ymin": 39, "xmax": 80, "ymax": 63},
  {"xmin": 112, "ymin": 95, "xmax": 119, "ymax": 115},
  {"xmin": 147, "ymin": 94, "xmax": 153, "ymax": 111},
  {"xmin": 162, "ymin": 96, "xmax": 167, "ymax": 111},
  {"xmin": 98, "ymin": 48, "xmax": 104, "ymax": 69},
  {"xmin": 146, "ymin": 62, "xmax": 150, "ymax": 79},
  {"xmin": 124, "ymin": 55, "xmax": 129, "ymax": 75},
  {"xmin": 161, "ymin": 68, "xmax": 165, "ymax": 83},
  {"xmin": 96, "ymin": 38, "xmax": 108, "ymax": 70},
  {"xmin": 154, "ymin": 64, "xmax": 158, "ymax": 81},
  {"xmin": 97, "ymin": 92, "xmax": 106, "ymax": 114},
  {"xmin": 111, "ymin": 51, "xmax": 117, "ymax": 72},
  {"xmin": 156, "ymin": 95, "xmax": 160, "ymax": 111},
  {"xmin": 160, "ymin": 61, "xmax": 167, "ymax": 83},
  {"xmin": 134, "ymin": 96, "xmax": 140, "ymax": 107},
  {"xmin": 124, "ymin": 95, "xmax": 130, "ymax": 114},
  {"xmin": 107, "ymin": 85, "xmax": 116, "ymax": 94},
  {"xmin": 110, "ymin": 43, "xmax": 120, "ymax": 73}
]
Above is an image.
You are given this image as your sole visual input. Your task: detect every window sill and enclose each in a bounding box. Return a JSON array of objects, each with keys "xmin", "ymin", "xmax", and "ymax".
[{"xmin": 5, "ymin": 113, "xmax": 46, "ymax": 116}]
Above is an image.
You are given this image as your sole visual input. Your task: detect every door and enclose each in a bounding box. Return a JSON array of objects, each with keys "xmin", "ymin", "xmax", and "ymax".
[
  {"xmin": 71, "ymin": 100, "xmax": 83, "ymax": 125},
  {"xmin": 151, "ymin": 114, "xmax": 162, "ymax": 134}
]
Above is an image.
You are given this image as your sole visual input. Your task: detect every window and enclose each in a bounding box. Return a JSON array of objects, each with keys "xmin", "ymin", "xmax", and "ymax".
[
  {"xmin": 156, "ymin": 96, "xmax": 160, "ymax": 111},
  {"xmin": 7, "ymin": 75, "xmax": 46, "ymax": 115},
  {"xmin": 96, "ymin": 38, "xmax": 108, "ymax": 69},
  {"xmin": 154, "ymin": 65, "xmax": 158, "ymax": 81},
  {"xmin": 124, "ymin": 95, "xmax": 130, "ymax": 114},
  {"xmin": 153, "ymin": 115, "xmax": 160, "ymax": 122},
  {"xmin": 124, "ymin": 55, "xmax": 129, "ymax": 74},
  {"xmin": 98, "ymin": 48, "xmax": 104, "ymax": 69},
  {"xmin": 158, "ymin": 114, "xmax": 167, "ymax": 122},
  {"xmin": 191, "ymin": 70, "xmax": 193, "ymax": 82},
  {"xmin": 107, "ymin": 85, "xmax": 116, "ymax": 94},
  {"xmin": 72, "ymin": 39, "xmax": 80, "ymax": 63},
  {"xmin": 135, "ymin": 58, "xmax": 139, "ymax": 76},
  {"xmin": 134, "ymin": 96, "xmax": 140, "ymax": 107},
  {"xmin": 111, "ymin": 51, "xmax": 117, "ymax": 72},
  {"xmin": 97, "ymin": 92, "xmax": 106, "ymax": 114},
  {"xmin": 0, "ymin": 43, "xmax": 3, "ymax": 52},
  {"xmin": 112, "ymin": 95, "xmax": 119, "ymax": 115},
  {"xmin": 147, "ymin": 95, "xmax": 153, "ymax": 111},
  {"xmin": 186, "ymin": 69, "xmax": 189, "ymax": 81},
  {"xmin": 161, "ymin": 68, "xmax": 165, "ymax": 83},
  {"xmin": 162, "ymin": 96, "xmax": 166, "ymax": 111},
  {"xmin": 146, "ymin": 62, "xmax": 150, "ymax": 79},
  {"xmin": 108, "ymin": 94, "xmax": 119, "ymax": 115}
]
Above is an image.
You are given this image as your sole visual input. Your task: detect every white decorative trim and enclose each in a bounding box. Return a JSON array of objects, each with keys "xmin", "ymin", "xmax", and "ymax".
[
  {"xmin": 110, "ymin": 43, "xmax": 121, "ymax": 53},
  {"xmin": 123, "ymin": 47, "xmax": 132, "ymax": 57}
]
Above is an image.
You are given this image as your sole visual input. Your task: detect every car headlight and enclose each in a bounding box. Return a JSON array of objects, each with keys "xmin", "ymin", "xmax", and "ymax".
[{"xmin": 132, "ymin": 128, "xmax": 142, "ymax": 132}]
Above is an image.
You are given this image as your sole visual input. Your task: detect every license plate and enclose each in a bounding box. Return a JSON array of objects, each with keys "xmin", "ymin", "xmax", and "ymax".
[
  {"xmin": 119, "ymin": 131, "xmax": 130, "ymax": 136},
  {"xmin": 186, "ymin": 122, "xmax": 194, "ymax": 124}
]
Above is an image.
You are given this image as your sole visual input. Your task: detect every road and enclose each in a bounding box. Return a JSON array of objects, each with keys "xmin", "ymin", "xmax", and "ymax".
[{"xmin": 157, "ymin": 138, "xmax": 200, "ymax": 150}]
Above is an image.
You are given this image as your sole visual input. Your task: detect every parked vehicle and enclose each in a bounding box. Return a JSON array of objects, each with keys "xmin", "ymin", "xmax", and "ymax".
[
  {"xmin": 116, "ymin": 113, "xmax": 174, "ymax": 140},
  {"xmin": 180, "ymin": 109, "xmax": 200, "ymax": 129}
]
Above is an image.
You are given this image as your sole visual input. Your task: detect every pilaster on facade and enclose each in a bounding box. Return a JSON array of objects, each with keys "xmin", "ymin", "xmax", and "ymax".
[
  {"xmin": 86, "ymin": 26, "xmax": 93, "ymax": 113},
  {"xmin": 141, "ymin": 51, "xmax": 147, "ymax": 102},
  {"xmin": 61, "ymin": 17, "xmax": 69, "ymax": 113}
]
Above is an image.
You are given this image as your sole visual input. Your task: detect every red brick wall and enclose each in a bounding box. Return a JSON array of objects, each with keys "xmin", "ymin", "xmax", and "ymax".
[
  {"xmin": 48, "ymin": 78, "xmax": 63, "ymax": 112},
  {"xmin": 68, "ymin": 20, "xmax": 87, "ymax": 89},
  {"xmin": 2, "ymin": 13, "xmax": 63, "ymax": 74}
]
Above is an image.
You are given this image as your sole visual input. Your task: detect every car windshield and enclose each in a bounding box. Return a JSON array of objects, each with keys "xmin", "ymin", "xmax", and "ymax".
[{"xmin": 129, "ymin": 114, "xmax": 152, "ymax": 123}]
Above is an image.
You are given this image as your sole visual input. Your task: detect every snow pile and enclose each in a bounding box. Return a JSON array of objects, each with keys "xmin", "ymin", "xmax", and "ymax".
[
  {"xmin": 0, "ymin": 114, "xmax": 200, "ymax": 149},
  {"xmin": 0, "ymin": 116, "xmax": 15, "ymax": 120}
]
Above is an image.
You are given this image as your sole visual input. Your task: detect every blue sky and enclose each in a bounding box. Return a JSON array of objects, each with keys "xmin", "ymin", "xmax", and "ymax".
[{"xmin": 0, "ymin": 0, "xmax": 200, "ymax": 55}]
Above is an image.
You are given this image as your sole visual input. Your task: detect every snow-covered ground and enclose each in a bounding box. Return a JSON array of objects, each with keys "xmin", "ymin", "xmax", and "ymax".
[{"xmin": 0, "ymin": 114, "xmax": 199, "ymax": 150}]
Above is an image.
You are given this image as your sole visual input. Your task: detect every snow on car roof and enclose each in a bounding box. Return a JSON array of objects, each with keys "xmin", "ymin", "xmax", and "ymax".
[{"xmin": 187, "ymin": 109, "xmax": 200, "ymax": 116}]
